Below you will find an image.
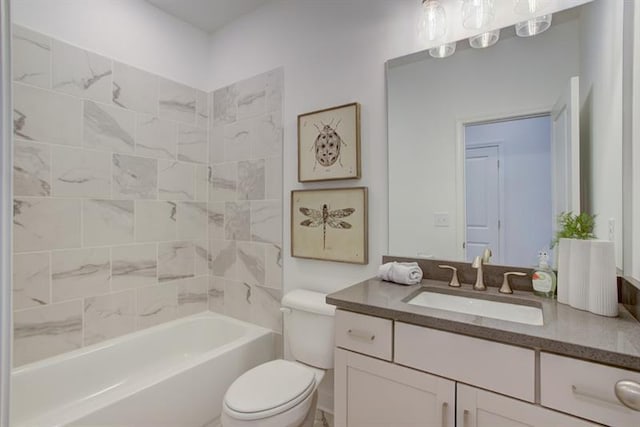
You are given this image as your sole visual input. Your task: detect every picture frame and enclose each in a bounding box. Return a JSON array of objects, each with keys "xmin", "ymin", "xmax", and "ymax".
[
  {"xmin": 297, "ymin": 102, "xmax": 361, "ymax": 182},
  {"xmin": 291, "ymin": 187, "xmax": 368, "ymax": 264}
]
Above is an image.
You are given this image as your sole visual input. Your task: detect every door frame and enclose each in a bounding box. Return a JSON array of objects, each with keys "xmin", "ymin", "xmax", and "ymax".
[{"xmin": 455, "ymin": 108, "xmax": 551, "ymax": 261}]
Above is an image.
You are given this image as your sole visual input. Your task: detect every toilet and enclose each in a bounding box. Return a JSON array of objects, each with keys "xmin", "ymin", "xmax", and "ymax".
[{"xmin": 221, "ymin": 289, "xmax": 336, "ymax": 427}]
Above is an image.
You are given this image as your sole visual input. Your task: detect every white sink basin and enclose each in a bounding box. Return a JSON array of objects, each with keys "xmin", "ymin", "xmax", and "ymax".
[{"xmin": 406, "ymin": 291, "xmax": 544, "ymax": 326}]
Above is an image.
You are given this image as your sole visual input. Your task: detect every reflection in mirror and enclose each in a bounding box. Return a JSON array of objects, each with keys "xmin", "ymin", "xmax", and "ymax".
[{"xmin": 387, "ymin": 0, "xmax": 623, "ymax": 268}]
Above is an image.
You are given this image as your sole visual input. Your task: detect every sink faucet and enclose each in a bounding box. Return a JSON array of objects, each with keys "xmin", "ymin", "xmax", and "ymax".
[{"xmin": 471, "ymin": 256, "xmax": 487, "ymax": 291}]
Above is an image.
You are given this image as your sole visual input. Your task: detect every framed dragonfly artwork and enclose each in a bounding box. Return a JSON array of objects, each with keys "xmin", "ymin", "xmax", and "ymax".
[
  {"xmin": 291, "ymin": 187, "xmax": 368, "ymax": 264},
  {"xmin": 297, "ymin": 102, "xmax": 361, "ymax": 182}
]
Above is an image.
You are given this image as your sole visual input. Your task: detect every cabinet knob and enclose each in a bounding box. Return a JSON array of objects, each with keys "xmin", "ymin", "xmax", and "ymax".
[{"xmin": 615, "ymin": 380, "xmax": 640, "ymax": 411}]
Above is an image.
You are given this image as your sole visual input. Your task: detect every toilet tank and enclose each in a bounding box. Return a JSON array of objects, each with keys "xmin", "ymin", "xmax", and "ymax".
[{"xmin": 281, "ymin": 290, "xmax": 336, "ymax": 369}]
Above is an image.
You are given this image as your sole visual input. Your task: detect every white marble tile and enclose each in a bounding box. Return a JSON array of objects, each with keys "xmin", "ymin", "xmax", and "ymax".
[
  {"xmin": 12, "ymin": 25, "xmax": 51, "ymax": 89},
  {"xmin": 251, "ymin": 285, "xmax": 282, "ymax": 333},
  {"xmin": 83, "ymin": 100, "xmax": 136, "ymax": 153},
  {"xmin": 52, "ymin": 248, "xmax": 110, "ymax": 302},
  {"xmin": 235, "ymin": 74, "xmax": 267, "ymax": 120},
  {"xmin": 51, "ymin": 40, "xmax": 112, "ymax": 103},
  {"xmin": 314, "ymin": 410, "xmax": 334, "ymax": 427},
  {"xmin": 158, "ymin": 241, "xmax": 195, "ymax": 283},
  {"xmin": 224, "ymin": 280, "xmax": 251, "ymax": 322},
  {"xmin": 177, "ymin": 124, "xmax": 208, "ymax": 164},
  {"xmin": 177, "ymin": 277, "xmax": 208, "ymax": 317},
  {"xmin": 213, "ymin": 85, "xmax": 237, "ymax": 127},
  {"xmin": 135, "ymin": 201, "xmax": 177, "ymax": 242},
  {"xmin": 13, "ymin": 300, "xmax": 83, "ymax": 366},
  {"xmin": 177, "ymin": 202, "xmax": 208, "ymax": 240},
  {"xmin": 236, "ymin": 242, "xmax": 265, "ymax": 286},
  {"xmin": 224, "ymin": 118, "xmax": 254, "ymax": 162},
  {"xmin": 237, "ymin": 159, "xmax": 265, "ymax": 200},
  {"xmin": 265, "ymin": 68, "xmax": 284, "ymax": 114},
  {"xmin": 136, "ymin": 283, "xmax": 177, "ymax": 329},
  {"xmin": 194, "ymin": 240, "xmax": 211, "ymax": 276},
  {"xmin": 136, "ymin": 114, "xmax": 177, "ymax": 159},
  {"xmin": 159, "ymin": 160, "xmax": 195, "ymax": 200},
  {"xmin": 13, "ymin": 252, "xmax": 50, "ymax": 310},
  {"xmin": 225, "ymin": 201, "xmax": 250, "ymax": 241},
  {"xmin": 208, "ymin": 277, "xmax": 225, "ymax": 314},
  {"xmin": 196, "ymin": 90, "xmax": 209, "ymax": 129},
  {"xmin": 209, "ymin": 239, "xmax": 236, "ymax": 279},
  {"xmin": 83, "ymin": 199, "xmax": 134, "ymax": 246},
  {"xmin": 13, "ymin": 198, "xmax": 81, "ymax": 252},
  {"xmin": 252, "ymin": 110, "xmax": 283, "ymax": 159},
  {"xmin": 251, "ymin": 200, "xmax": 282, "ymax": 245},
  {"xmin": 209, "ymin": 125, "xmax": 225, "ymax": 164},
  {"xmin": 14, "ymin": 140, "xmax": 51, "ymax": 197},
  {"xmin": 84, "ymin": 290, "xmax": 135, "ymax": 346},
  {"xmin": 195, "ymin": 165, "xmax": 209, "ymax": 202},
  {"xmin": 13, "ymin": 82, "xmax": 82, "ymax": 146},
  {"xmin": 111, "ymin": 244, "xmax": 157, "ymax": 290},
  {"xmin": 208, "ymin": 202, "xmax": 225, "ymax": 240},
  {"xmin": 265, "ymin": 244, "xmax": 283, "ymax": 289},
  {"xmin": 51, "ymin": 146, "xmax": 111, "ymax": 197},
  {"xmin": 112, "ymin": 154, "xmax": 158, "ymax": 199},
  {"xmin": 209, "ymin": 163, "xmax": 237, "ymax": 202},
  {"xmin": 112, "ymin": 62, "xmax": 157, "ymax": 115},
  {"xmin": 158, "ymin": 77, "xmax": 196, "ymax": 124},
  {"xmin": 265, "ymin": 156, "xmax": 282, "ymax": 200}
]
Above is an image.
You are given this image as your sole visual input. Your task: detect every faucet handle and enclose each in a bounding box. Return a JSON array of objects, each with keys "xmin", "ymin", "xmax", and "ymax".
[
  {"xmin": 500, "ymin": 272, "xmax": 527, "ymax": 294},
  {"xmin": 482, "ymin": 248, "xmax": 492, "ymax": 264},
  {"xmin": 438, "ymin": 265, "xmax": 461, "ymax": 287}
]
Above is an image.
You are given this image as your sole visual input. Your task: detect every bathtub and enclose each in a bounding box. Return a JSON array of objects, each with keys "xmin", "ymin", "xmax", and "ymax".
[{"xmin": 11, "ymin": 312, "xmax": 275, "ymax": 427}]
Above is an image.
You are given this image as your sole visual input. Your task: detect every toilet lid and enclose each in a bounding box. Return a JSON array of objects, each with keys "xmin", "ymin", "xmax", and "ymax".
[{"xmin": 224, "ymin": 360, "xmax": 316, "ymax": 418}]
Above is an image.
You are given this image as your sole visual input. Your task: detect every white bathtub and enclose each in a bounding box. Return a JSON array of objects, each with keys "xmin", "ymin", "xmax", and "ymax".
[{"xmin": 11, "ymin": 312, "xmax": 275, "ymax": 427}]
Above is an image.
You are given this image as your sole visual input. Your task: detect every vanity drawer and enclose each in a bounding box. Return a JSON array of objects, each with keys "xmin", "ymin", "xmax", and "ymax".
[
  {"xmin": 395, "ymin": 322, "xmax": 535, "ymax": 402},
  {"xmin": 540, "ymin": 353, "xmax": 640, "ymax": 427},
  {"xmin": 335, "ymin": 310, "xmax": 393, "ymax": 361}
]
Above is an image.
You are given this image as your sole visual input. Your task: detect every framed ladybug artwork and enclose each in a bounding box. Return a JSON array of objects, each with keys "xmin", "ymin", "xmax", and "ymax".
[{"xmin": 297, "ymin": 102, "xmax": 361, "ymax": 182}]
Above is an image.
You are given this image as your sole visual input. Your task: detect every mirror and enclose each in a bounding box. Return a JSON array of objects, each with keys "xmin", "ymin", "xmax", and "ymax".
[{"xmin": 387, "ymin": 0, "xmax": 624, "ymax": 268}]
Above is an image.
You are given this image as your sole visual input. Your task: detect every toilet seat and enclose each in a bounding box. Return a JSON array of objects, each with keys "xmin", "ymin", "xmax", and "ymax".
[{"xmin": 223, "ymin": 360, "xmax": 316, "ymax": 421}]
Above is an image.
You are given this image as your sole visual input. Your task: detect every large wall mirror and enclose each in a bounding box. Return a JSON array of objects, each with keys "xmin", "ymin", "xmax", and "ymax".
[{"xmin": 387, "ymin": 0, "xmax": 625, "ymax": 269}]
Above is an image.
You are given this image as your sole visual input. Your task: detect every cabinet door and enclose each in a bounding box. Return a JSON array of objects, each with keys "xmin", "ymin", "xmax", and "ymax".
[
  {"xmin": 456, "ymin": 384, "xmax": 599, "ymax": 427},
  {"xmin": 335, "ymin": 348, "xmax": 455, "ymax": 427}
]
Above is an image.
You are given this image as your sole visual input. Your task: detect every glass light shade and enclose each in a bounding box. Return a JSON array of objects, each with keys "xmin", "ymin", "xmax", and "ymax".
[
  {"xmin": 515, "ymin": 14, "xmax": 552, "ymax": 37},
  {"xmin": 429, "ymin": 42, "xmax": 457, "ymax": 58},
  {"xmin": 514, "ymin": 0, "xmax": 550, "ymax": 16},
  {"xmin": 419, "ymin": 0, "xmax": 447, "ymax": 42},
  {"xmin": 462, "ymin": 0, "xmax": 495, "ymax": 30},
  {"xmin": 469, "ymin": 29, "xmax": 500, "ymax": 48}
]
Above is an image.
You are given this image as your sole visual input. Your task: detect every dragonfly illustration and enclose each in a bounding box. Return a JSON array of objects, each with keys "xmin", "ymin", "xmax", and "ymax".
[{"xmin": 299, "ymin": 204, "xmax": 355, "ymax": 250}]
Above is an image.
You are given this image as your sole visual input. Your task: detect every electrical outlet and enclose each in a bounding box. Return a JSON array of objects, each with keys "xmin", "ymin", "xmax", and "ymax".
[
  {"xmin": 434, "ymin": 212, "xmax": 450, "ymax": 227},
  {"xmin": 608, "ymin": 218, "xmax": 615, "ymax": 241}
]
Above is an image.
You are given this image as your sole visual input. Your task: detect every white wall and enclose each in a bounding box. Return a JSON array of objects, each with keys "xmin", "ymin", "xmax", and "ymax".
[
  {"xmin": 11, "ymin": 0, "xmax": 210, "ymax": 89},
  {"xmin": 632, "ymin": 0, "xmax": 640, "ymax": 280}
]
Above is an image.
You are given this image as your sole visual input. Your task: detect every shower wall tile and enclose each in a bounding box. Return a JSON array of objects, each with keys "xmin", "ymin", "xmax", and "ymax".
[
  {"xmin": 136, "ymin": 283, "xmax": 178, "ymax": 329},
  {"xmin": 13, "ymin": 198, "xmax": 81, "ymax": 252},
  {"xmin": 265, "ymin": 156, "xmax": 282, "ymax": 200},
  {"xmin": 136, "ymin": 114, "xmax": 177, "ymax": 159},
  {"xmin": 209, "ymin": 162, "xmax": 237, "ymax": 202},
  {"xmin": 224, "ymin": 280, "xmax": 251, "ymax": 322},
  {"xmin": 13, "ymin": 83, "xmax": 82, "ymax": 146},
  {"xmin": 12, "ymin": 25, "xmax": 51, "ymax": 89},
  {"xmin": 177, "ymin": 202, "xmax": 208, "ymax": 240},
  {"xmin": 84, "ymin": 290, "xmax": 136, "ymax": 346},
  {"xmin": 177, "ymin": 277, "xmax": 208, "ymax": 317},
  {"xmin": 159, "ymin": 160, "xmax": 195, "ymax": 200},
  {"xmin": 13, "ymin": 300, "xmax": 83, "ymax": 366},
  {"xmin": 208, "ymin": 202, "xmax": 225, "ymax": 240},
  {"xmin": 236, "ymin": 242, "xmax": 265, "ymax": 287},
  {"xmin": 195, "ymin": 240, "xmax": 211, "ymax": 276},
  {"xmin": 136, "ymin": 201, "xmax": 177, "ymax": 242},
  {"xmin": 13, "ymin": 141, "xmax": 51, "ymax": 197},
  {"xmin": 195, "ymin": 165, "xmax": 209, "ymax": 202},
  {"xmin": 210, "ymin": 239, "xmax": 237, "ymax": 279},
  {"xmin": 158, "ymin": 77, "xmax": 196, "ymax": 124},
  {"xmin": 158, "ymin": 241, "xmax": 195, "ymax": 283},
  {"xmin": 265, "ymin": 68, "xmax": 284, "ymax": 114},
  {"xmin": 235, "ymin": 74, "xmax": 267, "ymax": 120},
  {"xmin": 225, "ymin": 201, "xmax": 251, "ymax": 241},
  {"xmin": 250, "ymin": 200, "xmax": 282, "ymax": 245},
  {"xmin": 252, "ymin": 110, "xmax": 283, "ymax": 159},
  {"xmin": 83, "ymin": 100, "xmax": 136, "ymax": 153},
  {"xmin": 51, "ymin": 146, "xmax": 111, "ymax": 198},
  {"xmin": 83, "ymin": 199, "xmax": 134, "ymax": 246},
  {"xmin": 51, "ymin": 40, "xmax": 112, "ymax": 102},
  {"xmin": 112, "ymin": 154, "xmax": 158, "ymax": 199},
  {"xmin": 112, "ymin": 62, "xmax": 158, "ymax": 114},
  {"xmin": 13, "ymin": 252, "xmax": 50, "ymax": 310},
  {"xmin": 51, "ymin": 248, "xmax": 111, "ymax": 302},
  {"xmin": 265, "ymin": 244, "xmax": 283, "ymax": 289},
  {"xmin": 111, "ymin": 244, "xmax": 158, "ymax": 290},
  {"xmin": 237, "ymin": 159, "xmax": 265, "ymax": 200},
  {"xmin": 212, "ymin": 85, "xmax": 237, "ymax": 127},
  {"xmin": 209, "ymin": 125, "xmax": 225, "ymax": 164},
  {"xmin": 177, "ymin": 124, "xmax": 208, "ymax": 164},
  {"xmin": 208, "ymin": 277, "xmax": 225, "ymax": 314},
  {"xmin": 251, "ymin": 285, "xmax": 282, "ymax": 333},
  {"xmin": 224, "ymin": 118, "xmax": 254, "ymax": 161},
  {"xmin": 196, "ymin": 90, "xmax": 210, "ymax": 129}
]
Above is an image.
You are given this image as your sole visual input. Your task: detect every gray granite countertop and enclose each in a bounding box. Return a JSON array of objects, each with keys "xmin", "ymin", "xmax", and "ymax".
[{"xmin": 327, "ymin": 278, "xmax": 640, "ymax": 371}]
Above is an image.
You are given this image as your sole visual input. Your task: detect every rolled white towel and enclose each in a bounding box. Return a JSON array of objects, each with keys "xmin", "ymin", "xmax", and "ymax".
[{"xmin": 377, "ymin": 262, "xmax": 423, "ymax": 285}]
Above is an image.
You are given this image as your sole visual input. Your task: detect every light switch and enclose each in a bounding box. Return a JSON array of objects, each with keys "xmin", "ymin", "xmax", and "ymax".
[{"xmin": 434, "ymin": 212, "xmax": 450, "ymax": 227}]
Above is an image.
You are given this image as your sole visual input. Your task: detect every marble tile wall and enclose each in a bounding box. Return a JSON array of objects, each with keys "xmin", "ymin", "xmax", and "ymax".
[{"xmin": 11, "ymin": 25, "xmax": 223, "ymax": 367}]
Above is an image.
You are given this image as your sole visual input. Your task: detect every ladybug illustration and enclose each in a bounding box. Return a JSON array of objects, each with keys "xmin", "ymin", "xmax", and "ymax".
[{"xmin": 312, "ymin": 119, "xmax": 347, "ymax": 170}]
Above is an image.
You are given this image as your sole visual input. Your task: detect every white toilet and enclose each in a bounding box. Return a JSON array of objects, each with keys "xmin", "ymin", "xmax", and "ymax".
[{"xmin": 221, "ymin": 289, "xmax": 336, "ymax": 427}]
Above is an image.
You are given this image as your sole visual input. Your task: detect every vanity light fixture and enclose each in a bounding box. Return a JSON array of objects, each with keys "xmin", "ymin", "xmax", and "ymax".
[
  {"xmin": 461, "ymin": 0, "xmax": 495, "ymax": 30},
  {"xmin": 515, "ymin": 14, "xmax": 553, "ymax": 37},
  {"xmin": 469, "ymin": 29, "xmax": 500, "ymax": 48},
  {"xmin": 429, "ymin": 42, "xmax": 457, "ymax": 58},
  {"xmin": 513, "ymin": 0, "xmax": 550, "ymax": 16},
  {"xmin": 419, "ymin": 0, "xmax": 447, "ymax": 42}
]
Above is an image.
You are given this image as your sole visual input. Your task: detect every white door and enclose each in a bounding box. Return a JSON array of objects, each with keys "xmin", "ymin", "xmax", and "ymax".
[
  {"xmin": 551, "ymin": 76, "xmax": 580, "ymax": 230},
  {"xmin": 465, "ymin": 146, "xmax": 500, "ymax": 263}
]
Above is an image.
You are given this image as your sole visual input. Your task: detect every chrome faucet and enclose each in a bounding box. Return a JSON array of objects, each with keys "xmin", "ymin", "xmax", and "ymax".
[{"xmin": 471, "ymin": 255, "xmax": 487, "ymax": 291}]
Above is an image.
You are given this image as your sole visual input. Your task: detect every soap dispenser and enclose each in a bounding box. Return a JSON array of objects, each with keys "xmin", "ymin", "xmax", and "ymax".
[{"xmin": 532, "ymin": 251, "xmax": 556, "ymax": 298}]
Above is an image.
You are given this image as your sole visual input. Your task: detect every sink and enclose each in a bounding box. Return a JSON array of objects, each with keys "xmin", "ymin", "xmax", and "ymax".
[{"xmin": 406, "ymin": 290, "xmax": 544, "ymax": 326}]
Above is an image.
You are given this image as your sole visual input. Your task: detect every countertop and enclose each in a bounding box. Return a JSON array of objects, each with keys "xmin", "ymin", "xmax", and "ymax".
[{"xmin": 326, "ymin": 278, "xmax": 640, "ymax": 371}]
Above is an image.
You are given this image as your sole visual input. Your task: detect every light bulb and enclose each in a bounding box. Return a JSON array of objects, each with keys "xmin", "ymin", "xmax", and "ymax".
[
  {"xmin": 469, "ymin": 29, "xmax": 500, "ymax": 48},
  {"xmin": 419, "ymin": 0, "xmax": 447, "ymax": 42},
  {"xmin": 429, "ymin": 42, "xmax": 457, "ymax": 58},
  {"xmin": 462, "ymin": 0, "xmax": 495, "ymax": 30},
  {"xmin": 516, "ymin": 14, "xmax": 553, "ymax": 37}
]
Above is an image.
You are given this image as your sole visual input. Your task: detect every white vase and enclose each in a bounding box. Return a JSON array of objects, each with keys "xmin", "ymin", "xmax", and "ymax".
[
  {"xmin": 587, "ymin": 240, "xmax": 618, "ymax": 317},
  {"xmin": 556, "ymin": 238, "xmax": 571, "ymax": 304},
  {"xmin": 568, "ymin": 239, "xmax": 590, "ymax": 311}
]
